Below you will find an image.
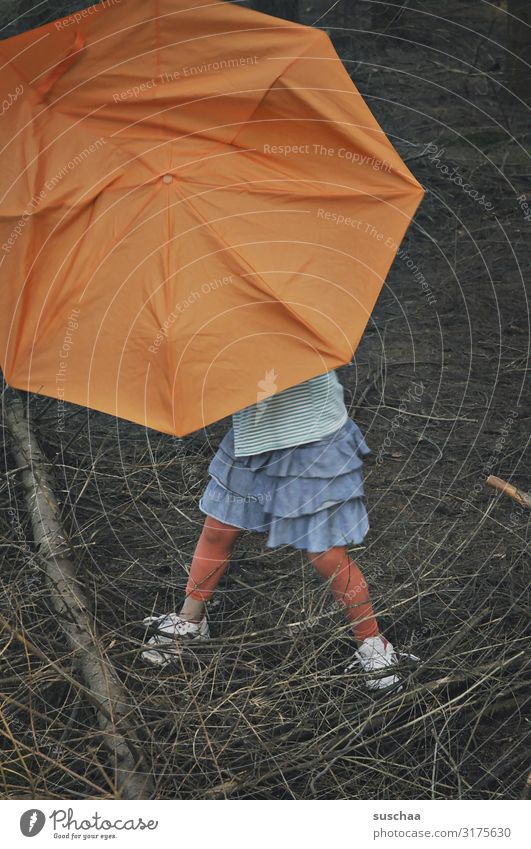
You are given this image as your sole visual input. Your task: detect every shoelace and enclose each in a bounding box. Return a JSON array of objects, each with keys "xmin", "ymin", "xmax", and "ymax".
[
  {"xmin": 143, "ymin": 613, "xmax": 169, "ymax": 626},
  {"xmin": 346, "ymin": 648, "xmax": 419, "ymax": 674},
  {"xmin": 144, "ymin": 613, "xmax": 206, "ymax": 640},
  {"xmin": 356, "ymin": 648, "xmax": 397, "ymax": 673},
  {"xmin": 143, "ymin": 612, "xmax": 191, "ymax": 630}
]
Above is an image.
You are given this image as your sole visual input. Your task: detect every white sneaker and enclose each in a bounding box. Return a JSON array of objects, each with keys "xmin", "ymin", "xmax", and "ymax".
[
  {"xmin": 345, "ymin": 634, "xmax": 404, "ymax": 692},
  {"xmin": 141, "ymin": 612, "xmax": 210, "ymax": 667}
]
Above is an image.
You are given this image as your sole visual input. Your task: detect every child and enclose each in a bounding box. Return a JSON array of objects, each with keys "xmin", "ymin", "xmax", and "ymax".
[{"xmin": 142, "ymin": 368, "xmax": 406, "ymax": 692}]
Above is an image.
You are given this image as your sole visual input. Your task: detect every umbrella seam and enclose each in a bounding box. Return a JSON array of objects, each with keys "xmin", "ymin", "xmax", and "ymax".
[
  {"xmin": 168, "ymin": 178, "xmax": 342, "ymax": 357},
  {"xmin": 229, "ymin": 28, "xmax": 325, "ymax": 151}
]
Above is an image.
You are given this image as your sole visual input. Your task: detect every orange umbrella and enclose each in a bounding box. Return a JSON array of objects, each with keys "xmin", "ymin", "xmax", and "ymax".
[{"xmin": 0, "ymin": 0, "xmax": 425, "ymax": 436}]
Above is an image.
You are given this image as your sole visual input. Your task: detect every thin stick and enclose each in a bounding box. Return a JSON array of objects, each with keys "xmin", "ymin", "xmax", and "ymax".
[{"xmin": 486, "ymin": 475, "xmax": 531, "ymax": 510}]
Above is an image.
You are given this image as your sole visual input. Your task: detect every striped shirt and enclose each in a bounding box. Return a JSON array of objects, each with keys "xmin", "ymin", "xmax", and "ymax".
[{"xmin": 232, "ymin": 370, "xmax": 348, "ymax": 456}]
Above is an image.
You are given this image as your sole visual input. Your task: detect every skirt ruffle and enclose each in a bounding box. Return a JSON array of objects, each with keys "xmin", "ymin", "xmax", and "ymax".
[{"xmin": 199, "ymin": 417, "xmax": 371, "ymax": 552}]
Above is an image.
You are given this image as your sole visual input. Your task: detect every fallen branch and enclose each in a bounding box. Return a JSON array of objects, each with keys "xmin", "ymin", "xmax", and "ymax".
[{"xmin": 3, "ymin": 389, "xmax": 154, "ymax": 799}]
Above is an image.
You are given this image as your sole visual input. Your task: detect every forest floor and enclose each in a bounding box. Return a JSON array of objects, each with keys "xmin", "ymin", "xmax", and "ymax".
[{"xmin": 0, "ymin": 0, "xmax": 529, "ymax": 799}]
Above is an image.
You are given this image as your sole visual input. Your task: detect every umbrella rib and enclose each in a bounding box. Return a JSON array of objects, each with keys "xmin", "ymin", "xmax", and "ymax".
[
  {"xmin": 170, "ymin": 182, "xmax": 339, "ymax": 356},
  {"xmin": 175, "ymin": 173, "xmax": 416, "ymax": 201},
  {"xmin": 228, "ymin": 29, "xmax": 325, "ymax": 151}
]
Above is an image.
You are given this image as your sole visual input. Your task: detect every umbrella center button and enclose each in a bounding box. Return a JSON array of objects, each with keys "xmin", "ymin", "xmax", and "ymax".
[{"xmin": 162, "ymin": 174, "xmax": 173, "ymax": 184}]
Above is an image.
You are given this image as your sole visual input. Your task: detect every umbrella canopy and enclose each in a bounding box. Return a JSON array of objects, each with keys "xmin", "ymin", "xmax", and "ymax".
[{"xmin": 0, "ymin": 0, "xmax": 425, "ymax": 436}]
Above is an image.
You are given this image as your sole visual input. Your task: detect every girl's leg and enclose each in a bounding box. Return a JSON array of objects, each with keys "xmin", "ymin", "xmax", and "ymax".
[
  {"xmin": 180, "ymin": 515, "xmax": 243, "ymax": 621},
  {"xmin": 306, "ymin": 546, "xmax": 380, "ymax": 644}
]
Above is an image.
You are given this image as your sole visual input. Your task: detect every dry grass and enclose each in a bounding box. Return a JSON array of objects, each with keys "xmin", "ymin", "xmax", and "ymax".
[{"xmin": 0, "ymin": 397, "xmax": 529, "ymax": 799}]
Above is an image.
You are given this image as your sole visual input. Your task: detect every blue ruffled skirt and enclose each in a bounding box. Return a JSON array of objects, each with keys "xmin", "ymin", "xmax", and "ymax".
[{"xmin": 198, "ymin": 417, "xmax": 371, "ymax": 552}]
